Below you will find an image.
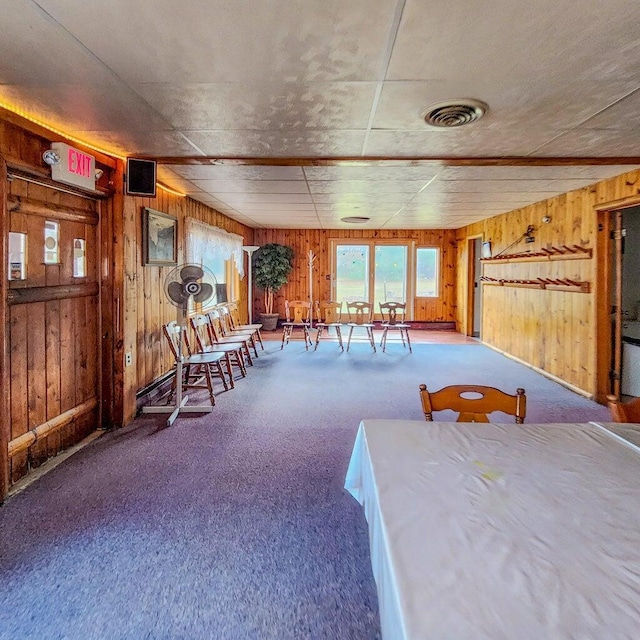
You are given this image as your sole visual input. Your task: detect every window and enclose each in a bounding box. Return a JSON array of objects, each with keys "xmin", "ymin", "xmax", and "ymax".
[
  {"xmin": 8, "ymin": 232, "xmax": 27, "ymax": 280},
  {"xmin": 374, "ymin": 245, "xmax": 407, "ymax": 306},
  {"xmin": 73, "ymin": 239, "xmax": 86, "ymax": 277},
  {"xmin": 44, "ymin": 220, "xmax": 59, "ymax": 264},
  {"xmin": 335, "ymin": 244, "xmax": 370, "ymax": 302},
  {"xmin": 331, "ymin": 240, "xmax": 441, "ymax": 317},
  {"xmin": 332, "ymin": 240, "xmax": 411, "ymax": 317},
  {"xmin": 416, "ymin": 247, "xmax": 439, "ymax": 297},
  {"xmin": 185, "ymin": 218, "xmax": 244, "ymax": 306}
]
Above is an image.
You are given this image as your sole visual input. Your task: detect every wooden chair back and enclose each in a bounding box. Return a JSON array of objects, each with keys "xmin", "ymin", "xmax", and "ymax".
[
  {"xmin": 163, "ymin": 321, "xmax": 187, "ymax": 360},
  {"xmin": 346, "ymin": 301, "xmax": 373, "ymax": 325},
  {"xmin": 189, "ymin": 314, "xmax": 211, "ymax": 352},
  {"xmin": 379, "ymin": 301, "xmax": 406, "ymax": 325},
  {"xmin": 419, "ymin": 384, "xmax": 526, "ymax": 423},
  {"xmin": 284, "ymin": 300, "xmax": 311, "ymax": 324},
  {"xmin": 315, "ymin": 301, "xmax": 342, "ymax": 324},
  {"xmin": 607, "ymin": 395, "xmax": 640, "ymax": 422},
  {"xmin": 206, "ymin": 308, "xmax": 225, "ymax": 341}
]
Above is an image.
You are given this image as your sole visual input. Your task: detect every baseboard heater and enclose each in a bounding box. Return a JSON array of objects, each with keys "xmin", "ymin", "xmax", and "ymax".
[{"xmin": 135, "ymin": 371, "xmax": 174, "ymax": 412}]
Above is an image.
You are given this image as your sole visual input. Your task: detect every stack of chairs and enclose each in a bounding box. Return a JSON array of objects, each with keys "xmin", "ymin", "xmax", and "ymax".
[
  {"xmin": 162, "ymin": 321, "xmax": 229, "ymax": 404},
  {"xmin": 188, "ymin": 314, "xmax": 247, "ymax": 387}
]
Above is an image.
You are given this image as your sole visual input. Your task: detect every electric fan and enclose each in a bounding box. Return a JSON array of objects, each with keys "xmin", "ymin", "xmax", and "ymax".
[{"xmin": 142, "ymin": 263, "xmax": 218, "ymax": 425}]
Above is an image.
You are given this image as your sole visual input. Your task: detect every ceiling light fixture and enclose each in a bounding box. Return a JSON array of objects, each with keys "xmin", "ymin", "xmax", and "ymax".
[
  {"xmin": 42, "ymin": 149, "xmax": 61, "ymax": 165},
  {"xmin": 422, "ymin": 99, "xmax": 488, "ymax": 128},
  {"xmin": 341, "ymin": 216, "xmax": 370, "ymax": 224}
]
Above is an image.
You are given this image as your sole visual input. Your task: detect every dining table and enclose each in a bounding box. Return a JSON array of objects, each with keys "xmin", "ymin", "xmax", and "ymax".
[{"xmin": 344, "ymin": 419, "xmax": 640, "ymax": 640}]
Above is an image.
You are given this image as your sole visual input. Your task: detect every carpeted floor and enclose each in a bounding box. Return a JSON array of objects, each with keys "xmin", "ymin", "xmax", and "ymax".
[{"xmin": 0, "ymin": 339, "xmax": 611, "ymax": 639}]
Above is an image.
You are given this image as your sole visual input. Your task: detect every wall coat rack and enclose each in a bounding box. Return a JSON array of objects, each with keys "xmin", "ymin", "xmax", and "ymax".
[
  {"xmin": 481, "ymin": 244, "xmax": 592, "ymax": 264},
  {"xmin": 480, "ymin": 276, "xmax": 591, "ymax": 293}
]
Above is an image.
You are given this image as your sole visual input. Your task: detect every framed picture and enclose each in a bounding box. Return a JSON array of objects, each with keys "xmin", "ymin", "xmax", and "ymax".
[{"xmin": 143, "ymin": 208, "xmax": 177, "ymax": 266}]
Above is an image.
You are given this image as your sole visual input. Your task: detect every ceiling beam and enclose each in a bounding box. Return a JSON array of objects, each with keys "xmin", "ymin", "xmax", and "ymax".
[{"xmin": 148, "ymin": 156, "xmax": 640, "ymax": 167}]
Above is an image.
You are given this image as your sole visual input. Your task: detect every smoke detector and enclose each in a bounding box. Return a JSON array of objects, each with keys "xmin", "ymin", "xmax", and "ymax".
[{"xmin": 422, "ymin": 99, "xmax": 488, "ymax": 128}]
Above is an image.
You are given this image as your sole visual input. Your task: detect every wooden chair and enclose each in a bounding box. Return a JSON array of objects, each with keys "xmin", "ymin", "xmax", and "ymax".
[
  {"xmin": 163, "ymin": 321, "xmax": 228, "ymax": 405},
  {"xmin": 314, "ymin": 301, "xmax": 344, "ymax": 351},
  {"xmin": 281, "ymin": 300, "xmax": 312, "ymax": 350},
  {"xmin": 345, "ymin": 301, "xmax": 376, "ymax": 352},
  {"xmin": 206, "ymin": 308, "xmax": 255, "ymax": 366},
  {"xmin": 419, "ymin": 384, "xmax": 526, "ymax": 423},
  {"xmin": 223, "ymin": 302, "xmax": 264, "ymax": 350},
  {"xmin": 189, "ymin": 314, "xmax": 247, "ymax": 386},
  {"xmin": 217, "ymin": 305, "xmax": 259, "ymax": 358},
  {"xmin": 379, "ymin": 301, "xmax": 412, "ymax": 353},
  {"xmin": 606, "ymin": 395, "xmax": 640, "ymax": 422}
]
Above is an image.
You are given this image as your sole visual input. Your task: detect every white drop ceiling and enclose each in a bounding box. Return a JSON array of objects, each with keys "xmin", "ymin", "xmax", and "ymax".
[{"xmin": 2, "ymin": 0, "xmax": 640, "ymax": 229}]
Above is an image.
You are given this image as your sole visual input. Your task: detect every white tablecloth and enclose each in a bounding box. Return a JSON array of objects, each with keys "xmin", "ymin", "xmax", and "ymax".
[{"xmin": 344, "ymin": 420, "xmax": 640, "ymax": 640}]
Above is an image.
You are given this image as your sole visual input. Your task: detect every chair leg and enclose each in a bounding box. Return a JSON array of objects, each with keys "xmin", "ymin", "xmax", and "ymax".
[
  {"xmin": 255, "ymin": 329, "xmax": 264, "ymax": 350},
  {"xmin": 381, "ymin": 327, "xmax": 388, "ymax": 352},
  {"xmin": 314, "ymin": 325, "xmax": 324, "ymax": 351},
  {"xmin": 335, "ymin": 326, "xmax": 344, "ymax": 351},
  {"xmin": 236, "ymin": 349, "xmax": 247, "ymax": 377},
  {"xmin": 214, "ymin": 361, "xmax": 229, "ymax": 391},
  {"xmin": 405, "ymin": 329, "xmax": 412, "ymax": 353},
  {"xmin": 368, "ymin": 327, "xmax": 377, "ymax": 352},
  {"xmin": 249, "ymin": 335, "xmax": 259, "ymax": 358},
  {"xmin": 201, "ymin": 365, "xmax": 216, "ymax": 406},
  {"xmin": 303, "ymin": 327, "xmax": 311, "ymax": 350},
  {"xmin": 243, "ymin": 342, "xmax": 254, "ymax": 366},
  {"xmin": 224, "ymin": 353, "xmax": 234, "ymax": 389},
  {"xmin": 281, "ymin": 326, "xmax": 289, "ymax": 350},
  {"xmin": 347, "ymin": 326, "xmax": 354, "ymax": 352}
]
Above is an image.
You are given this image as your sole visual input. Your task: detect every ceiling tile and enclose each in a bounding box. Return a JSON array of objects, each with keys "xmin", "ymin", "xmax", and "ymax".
[
  {"xmin": 183, "ymin": 130, "xmax": 367, "ymax": 156},
  {"xmin": 37, "ymin": 0, "xmax": 399, "ymax": 83},
  {"xmin": 135, "ymin": 82, "xmax": 378, "ymax": 130}
]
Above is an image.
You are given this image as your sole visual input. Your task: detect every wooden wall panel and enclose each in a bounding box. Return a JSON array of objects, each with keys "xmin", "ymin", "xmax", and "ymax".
[
  {"xmin": 121, "ymin": 190, "xmax": 255, "ymax": 423},
  {"xmin": 251, "ymin": 228, "xmax": 458, "ymax": 322},
  {"xmin": 455, "ymin": 169, "xmax": 640, "ymax": 396}
]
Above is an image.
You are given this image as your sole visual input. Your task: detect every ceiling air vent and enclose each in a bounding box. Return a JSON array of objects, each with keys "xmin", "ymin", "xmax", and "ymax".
[{"xmin": 422, "ymin": 99, "xmax": 488, "ymax": 128}]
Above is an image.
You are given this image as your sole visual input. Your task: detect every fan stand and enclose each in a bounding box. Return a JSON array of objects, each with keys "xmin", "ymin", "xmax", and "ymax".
[{"xmin": 142, "ymin": 306, "xmax": 214, "ymax": 426}]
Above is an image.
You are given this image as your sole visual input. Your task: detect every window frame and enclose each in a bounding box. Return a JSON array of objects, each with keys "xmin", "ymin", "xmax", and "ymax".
[{"xmin": 415, "ymin": 246, "xmax": 441, "ymax": 298}]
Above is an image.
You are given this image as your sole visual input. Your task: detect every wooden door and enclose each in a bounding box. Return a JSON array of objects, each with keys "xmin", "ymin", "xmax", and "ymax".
[{"xmin": 6, "ymin": 172, "xmax": 101, "ymax": 485}]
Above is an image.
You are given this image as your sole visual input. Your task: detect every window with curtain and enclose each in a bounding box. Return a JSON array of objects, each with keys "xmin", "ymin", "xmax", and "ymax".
[{"xmin": 184, "ymin": 218, "xmax": 244, "ymax": 305}]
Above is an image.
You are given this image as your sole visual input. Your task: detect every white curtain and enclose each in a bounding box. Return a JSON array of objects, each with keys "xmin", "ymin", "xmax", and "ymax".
[{"xmin": 184, "ymin": 217, "xmax": 244, "ymax": 278}]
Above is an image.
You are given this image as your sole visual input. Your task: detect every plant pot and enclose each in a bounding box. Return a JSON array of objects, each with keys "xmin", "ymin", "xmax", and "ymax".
[{"xmin": 259, "ymin": 313, "xmax": 279, "ymax": 331}]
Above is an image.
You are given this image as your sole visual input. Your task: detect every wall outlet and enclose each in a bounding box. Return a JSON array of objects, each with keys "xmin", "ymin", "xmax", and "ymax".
[{"xmin": 125, "ymin": 352, "xmax": 132, "ymax": 366}]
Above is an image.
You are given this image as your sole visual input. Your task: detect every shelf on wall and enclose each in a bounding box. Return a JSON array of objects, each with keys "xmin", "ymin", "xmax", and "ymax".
[
  {"xmin": 480, "ymin": 276, "xmax": 591, "ymax": 294},
  {"xmin": 481, "ymin": 244, "xmax": 592, "ymax": 264}
]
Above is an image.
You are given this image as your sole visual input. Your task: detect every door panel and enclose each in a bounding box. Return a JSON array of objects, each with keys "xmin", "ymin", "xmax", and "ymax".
[{"xmin": 7, "ymin": 180, "xmax": 101, "ymax": 483}]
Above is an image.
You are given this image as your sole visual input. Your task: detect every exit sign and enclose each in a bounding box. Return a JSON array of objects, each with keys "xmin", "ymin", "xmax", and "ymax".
[{"xmin": 50, "ymin": 142, "xmax": 96, "ymax": 190}]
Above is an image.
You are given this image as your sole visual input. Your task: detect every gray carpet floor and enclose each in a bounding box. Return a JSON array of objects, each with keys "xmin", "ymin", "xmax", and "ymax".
[{"xmin": 0, "ymin": 340, "xmax": 611, "ymax": 639}]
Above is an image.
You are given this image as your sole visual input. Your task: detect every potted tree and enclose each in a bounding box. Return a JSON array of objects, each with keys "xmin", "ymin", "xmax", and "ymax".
[{"xmin": 252, "ymin": 243, "xmax": 294, "ymax": 330}]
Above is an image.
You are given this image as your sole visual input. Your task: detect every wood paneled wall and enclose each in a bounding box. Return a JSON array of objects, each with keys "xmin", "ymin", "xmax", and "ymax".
[
  {"xmin": 455, "ymin": 169, "xmax": 640, "ymax": 396},
  {"xmin": 121, "ymin": 191, "xmax": 254, "ymax": 424},
  {"xmin": 252, "ymin": 228, "xmax": 458, "ymax": 322}
]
